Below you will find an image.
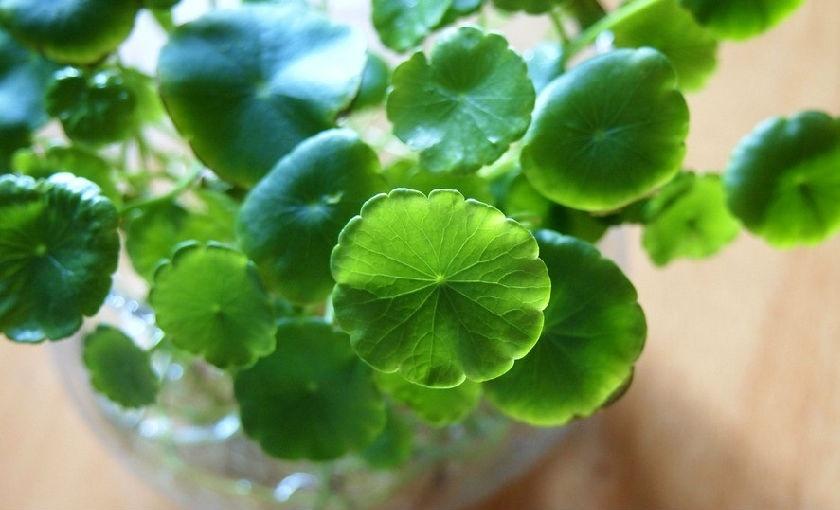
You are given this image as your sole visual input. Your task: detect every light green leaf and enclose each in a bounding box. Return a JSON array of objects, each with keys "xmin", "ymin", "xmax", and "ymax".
[
  {"xmin": 485, "ymin": 230, "xmax": 646, "ymax": 426},
  {"xmin": 611, "ymin": 0, "xmax": 719, "ymax": 91},
  {"xmin": 125, "ymin": 189, "xmax": 238, "ymax": 280},
  {"xmin": 83, "ymin": 324, "xmax": 158, "ymax": 408},
  {"xmin": 387, "ymin": 26, "xmax": 535, "ymax": 173},
  {"xmin": 12, "ymin": 145, "xmax": 120, "ymax": 204},
  {"xmin": 524, "ymin": 42, "xmax": 566, "ymax": 94},
  {"xmin": 0, "ymin": 173, "xmax": 119, "ymax": 342},
  {"xmin": 158, "ymin": 5, "xmax": 366, "ymax": 187},
  {"xmin": 375, "ymin": 371, "xmax": 481, "ymax": 426},
  {"xmin": 0, "ymin": 0, "xmax": 138, "ymax": 64},
  {"xmin": 382, "ymin": 159, "xmax": 494, "ymax": 204},
  {"xmin": 149, "ymin": 242, "xmax": 276, "ymax": 368},
  {"xmin": 642, "ymin": 172, "xmax": 739, "ymax": 265},
  {"xmin": 0, "ymin": 29, "xmax": 51, "ymax": 170},
  {"xmin": 234, "ymin": 318, "xmax": 386, "ymax": 460},
  {"xmin": 680, "ymin": 0, "xmax": 804, "ymax": 40},
  {"xmin": 521, "ymin": 48, "xmax": 689, "ymax": 211},
  {"xmin": 372, "ymin": 0, "xmax": 452, "ymax": 52},
  {"xmin": 724, "ymin": 111, "xmax": 840, "ymax": 247},
  {"xmin": 237, "ymin": 129, "xmax": 383, "ymax": 304},
  {"xmin": 362, "ymin": 406, "xmax": 413, "ymax": 469},
  {"xmin": 331, "ymin": 188, "xmax": 551, "ymax": 388}
]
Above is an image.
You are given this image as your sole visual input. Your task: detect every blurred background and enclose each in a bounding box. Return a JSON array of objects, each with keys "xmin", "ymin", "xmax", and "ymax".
[{"xmin": 1, "ymin": 1, "xmax": 839, "ymax": 509}]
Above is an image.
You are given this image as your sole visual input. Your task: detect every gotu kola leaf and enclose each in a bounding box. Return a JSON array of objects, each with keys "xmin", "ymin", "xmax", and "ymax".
[
  {"xmin": 372, "ymin": 0, "xmax": 452, "ymax": 52},
  {"xmin": 387, "ymin": 26, "xmax": 535, "ymax": 173},
  {"xmin": 485, "ymin": 230, "xmax": 646, "ymax": 426},
  {"xmin": 237, "ymin": 129, "xmax": 383, "ymax": 305},
  {"xmin": 83, "ymin": 324, "xmax": 158, "ymax": 408},
  {"xmin": 724, "ymin": 111, "xmax": 840, "ymax": 247},
  {"xmin": 331, "ymin": 188, "xmax": 551, "ymax": 388},
  {"xmin": 362, "ymin": 406, "xmax": 413, "ymax": 470},
  {"xmin": 679, "ymin": 0, "xmax": 804, "ymax": 40},
  {"xmin": 158, "ymin": 4, "xmax": 366, "ymax": 187},
  {"xmin": 0, "ymin": 0, "xmax": 138, "ymax": 64},
  {"xmin": 149, "ymin": 242, "xmax": 276, "ymax": 368},
  {"xmin": 234, "ymin": 318, "xmax": 386, "ymax": 460},
  {"xmin": 521, "ymin": 48, "xmax": 689, "ymax": 212},
  {"xmin": 375, "ymin": 371, "xmax": 481, "ymax": 426},
  {"xmin": 611, "ymin": 0, "xmax": 719, "ymax": 91},
  {"xmin": 0, "ymin": 173, "xmax": 119, "ymax": 342},
  {"xmin": 12, "ymin": 145, "xmax": 120, "ymax": 204},
  {"xmin": 642, "ymin": 172, "xmax": 739, "ymax": 266}
]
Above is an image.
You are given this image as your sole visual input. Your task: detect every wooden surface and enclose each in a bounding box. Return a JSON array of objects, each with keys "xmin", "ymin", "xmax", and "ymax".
[{"xmin": 2, "ymin": 2, "xmax": 840, "ymax": 509}]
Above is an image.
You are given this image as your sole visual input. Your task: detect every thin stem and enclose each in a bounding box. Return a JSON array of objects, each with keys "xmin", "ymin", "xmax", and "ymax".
[
  {"xmin": 119, "ymin": 165, "xmax": 203, "ymax": 214},
  {"xmin": 313, "ymin": 464, "xmax": 335, "ymax": 510},
  {"xmin": 566, "ymin": 0, "xmax": 659, "ymax": 59},
  {"xmin": 548, "ymin": 9, "xmax": 571, "ymax": 46}
]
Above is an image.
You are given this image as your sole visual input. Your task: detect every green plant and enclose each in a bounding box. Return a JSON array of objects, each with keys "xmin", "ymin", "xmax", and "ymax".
[{"xmin": 0, "ymin": 0, "xmax": 835, "ymax": 474}]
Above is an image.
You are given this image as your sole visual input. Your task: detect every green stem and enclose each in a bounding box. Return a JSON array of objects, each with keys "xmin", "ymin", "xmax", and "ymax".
[
  {"xmin": 566, "ymin": 0, "xmax": 659, "ymax": 59},
  {"xmin": 119, "ymin": 165, "xmax": 203, "ymax": 214},
  {"xmin": 313, "ymin": 464, "xmax": 335, "ymax": 510},
  {"xmin": 548, "ymin": 9, "xmax": 571, "ymax": 46}
]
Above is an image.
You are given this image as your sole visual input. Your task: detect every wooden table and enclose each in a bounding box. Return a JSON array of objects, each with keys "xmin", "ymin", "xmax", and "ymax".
[{"xmin": 2, "ymin": 2, "xmax": 840, "ymax": 509}]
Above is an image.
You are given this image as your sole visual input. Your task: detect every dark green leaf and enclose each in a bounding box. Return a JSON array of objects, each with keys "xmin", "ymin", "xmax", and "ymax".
[
  {"xmin": 149, "ymin": 242, "xmax": 276, "ymax": 368},
  {"xmin": 642, "ymin": 172, "xmax": 739, "ymax": 265},
  {"xmin": 375, "ymin": 371, "xmax": 481, "ymax": 426},
  {"xmin": 382, "ymin": 159, "xmax": 494, "ymax": 203},
  {"xmin": 125, "ymin": 189, "xmax": 238, "ymax": 280},
  {"xmin": 362, "ymin": 406, "xmax": 413, "ymax": 469},
  {"xmin": 350, "ymin": 52, "xmax": 390, "ymax": 112},
  {"xmin": 724, "ymin": 111, "xmax": 840, "ymax": 247},
  {"xmin": 492, "ymin": 0, "xmax": 558, "ymax": 14},
  {"xmin": 234, "ymin": 318, "xmax": 386, "ymax": 460},
  {"xmin": 521, "ymin": 48, "xmax": 689, "ymax": 211},
  {"xmin": 387, "ymin": 26, "xmax": 535, "ymax": 173},
  {"xmin": 83, "ymin": 324, "xmax": 158, "ymax": 408},
  {"xmin": 237, "ymin": 129, "xmax": 383, "ymax": 304},
  {"xmin": 485, "ymin": 230, "xmax": 646, "ymax": 426},
  {"xmin": 0, "ymin": 0, "xmax": 138, "ymax": 64},
  {"xmin": 0, "ymin": 29, "xmax": 51, "ymax": 170},
  {"xmin": 158, "ymin": 5, "xmax": 366, "ymax": 187},
  {"xmin": 438, "ymin": 0, "xmax": 485, "ymax": 27},
  {"xmin": 611, "ymin": 0, "xmax": 719, "ymax": 91},
  {"xmin": 331, "ymin": 188, "xmax": 551, "ymax": 388},
  {"xmin": 372, "ymin": 0, "xmax": 452, "ymax": 52},
  {"xmin": 0, "ymin": 173, "xmax": 119, "ymax": 342},
  {"xmin": 679, "ymin": 0, "xmax": 804, "ymax": 40}
]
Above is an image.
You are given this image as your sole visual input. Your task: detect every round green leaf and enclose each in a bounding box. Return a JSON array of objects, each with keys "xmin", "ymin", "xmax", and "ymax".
[
  {"xmin": 0, "ymin": 29, "xmax": 51, "ymax": 170},
  {"xmin": 382, "ymin": 159, "xmax": 494, "ymax": 204},
  {"xmin": 237, "ymin": 129, "xmax": 383, "ymax": 304},
  {"xmin": 362, "ymin": 406, "xmax": 413, "ymax": 469},
  {"xmin": 724, "ymin": 111, "xmax": 840, "ymax": 247},
  {"xmin": 83, "ymin": 324, "xmax": 158, "ymax": 408},
  {"xmin": 158, "ymin": 5, "xmax": 366, "ymax": 187},
  {"xmin": 521, "ymin": 48, "xmax": 689, "ymax": 211},
  {"xmin": 679, "ymin": 0, "xmax": 804, "ymax": 40},
  {"xmin": 375, "ymin": 371, "xmax": 481, "ymax": 426},
  {"xmin": 149, "ymin": 242, "xmax": 276, "ymax": 368},
  {"xmin": 372, "ymin": 0, "xmax": 452, "ymax": 52},
  {"xmin": 45, "ymin": 67, "xmax": 136, "ymax": 145},
  {"xmin": 611, "ymin": 0, "xmax": 719, "ymax": 91},
  {"xmin": 0, "ymin": 173, "xmax": 119, "ymax": 342},
  {"xmin": 0, "ymin": 0, "xmax": 138, "ymax": 64},
  {"xmin": 125, "ymin": 190, "xmax": 238, "ymax": 280},
  {"xmin": 485, "ymin": 230, "xmax": 646, "ymax": 426},
  {"xmin": 642, "ymin": 172, "xmax": 739, "ymax": 266},
  {"xmin": 12, "ymin": 145, "xmax": 120, "ymax": 204},
  {"xmin": 387, "ymin": 26, "xmax": 535, "ymax": 173},
  {"xmin": 331, "ymin": 188, "xmax": 551, "ymax": 388},
  {"xmin": 234, "ymin": 318, "xmax": 386, "ymax": 460},
  {"xmin": 350, "ymin": 52, "xmax": 390, "ymax": 112},
  {"xmin": 524, "ymin": 42, "xmax": 566, "ymax": 94}
]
